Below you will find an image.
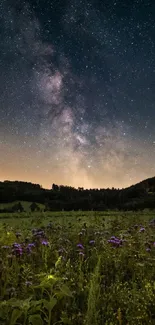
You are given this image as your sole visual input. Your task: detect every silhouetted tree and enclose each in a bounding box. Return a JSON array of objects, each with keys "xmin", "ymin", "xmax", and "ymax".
[{"xmin": 30, "ymin": 202, "xmax": 40, "ymax": 212}]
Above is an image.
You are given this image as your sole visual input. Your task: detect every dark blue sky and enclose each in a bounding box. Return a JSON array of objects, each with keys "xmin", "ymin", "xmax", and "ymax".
[{"xmin": 1, "ymin": 0, "xmax": 155, "ymax": 189}]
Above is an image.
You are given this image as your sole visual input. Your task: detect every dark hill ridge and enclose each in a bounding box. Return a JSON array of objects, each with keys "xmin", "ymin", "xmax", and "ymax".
[
  {"xmin": 0, "ymin": 176, "xmax": 155, "ymax": 211},
  {"xmin": 128, "ymin": 176, "xmax": 155, "ymax": 192}
]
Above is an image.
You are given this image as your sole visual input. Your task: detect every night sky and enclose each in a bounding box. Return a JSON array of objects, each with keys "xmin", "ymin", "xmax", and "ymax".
[{"xmin": 1, "ymin": 0, "xmax": 155, "ymax": 189}]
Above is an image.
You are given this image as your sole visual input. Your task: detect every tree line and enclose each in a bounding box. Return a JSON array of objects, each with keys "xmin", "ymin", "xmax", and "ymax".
[{"xmin": 1, "ymin": 177, "xmax": 155, "ymax": 211}]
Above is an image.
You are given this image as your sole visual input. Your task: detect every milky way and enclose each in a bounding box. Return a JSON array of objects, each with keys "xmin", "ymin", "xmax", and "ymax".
[{"xmin": 1, "ymin": 0, "xmax": 155, "ymax": 189}]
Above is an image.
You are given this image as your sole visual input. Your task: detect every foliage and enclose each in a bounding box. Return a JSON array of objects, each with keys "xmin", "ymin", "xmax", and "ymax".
[
  {"xmin": 1, "ymin": 177, "xmax": 155, "ymax": 211},
  {"xmin": 1, "ymin": 211, "xmax": 155, "ymax": 324}
]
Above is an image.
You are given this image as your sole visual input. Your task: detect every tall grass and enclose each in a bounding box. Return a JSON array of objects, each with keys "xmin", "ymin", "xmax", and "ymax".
[{"xmin": 0, "ymin": 211, "xmax": 155, "ymax": 324}]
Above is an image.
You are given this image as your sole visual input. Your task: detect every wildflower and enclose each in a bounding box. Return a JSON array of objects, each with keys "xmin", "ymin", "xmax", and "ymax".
[
  {"xmin": 139, "ymin": 227, "xmax": 145, "ymax": 232},
  {"xmin": 36, "ymin": 231, "xmax": 45, "ymax": 237},
  {"xmin": 77, "ymin": 243, "xmax": 84, "ymax": 250},
  {"xmin": 41, "ymin": 240, "xmax": 49, "ymax": 246},
  {"xmin": 13, "ymin": 247, "xmax": 23, "ymax": 256},
  {"xmin": 28, "ymin": 243, "xmax": 35, "ymax": 248},
  {"xmin": 79, "ymin": 251, "xmax": 85, "ymax": 256},
  {"xmin": 12, "ymin": 243, "xmax": 23, "ymax": 256},
  {"xmin": 107, "ymin": 236, "xmax": 123, "ymax": 247},
  {"xmin": 26, "ymin": 243, "xmax": 35, "ymax": 253},
  {"xmin": 89, "ymin": 240, "xmax": 95, "ymax": 244},
  {"xmin": 79, "ymin": 251, "xmax": 85, "ymax": 261},
  {"xmin": 146, "ymin": 248, "xmax": 151, "ymax": 252},
  {"xmin": 32, "ymin": 228, "xmax": 45, "ymax": 237},
  {"xmin": 13, "ymin": 243, "xmax": 21, "ymax": 248}
]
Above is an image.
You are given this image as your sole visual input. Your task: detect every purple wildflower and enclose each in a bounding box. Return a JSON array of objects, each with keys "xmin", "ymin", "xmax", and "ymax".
[
  {"xmin": 32, "ymin": 228, "xmax": 45, "ymax": 238},
  {"xmin": 13, "ymin": 243, "xmax": 21, "ymax": 248},
  {"xmin": 12, "ymin": 243, "xmax": 23, "ymax": 256},
  {"xmin": 28, "ymin": 243, "xmax": 35, "ymax": 248},
  {"xmin": 41, "ymin": 240, "xmax": 49, "ymax": 246},
  {"xmin": 108, "ymin": 236, "xmax": 123, "ymax": 247},
  {"xmin": 146, "ymin": 248, "xmax": 151, "ymax": 252},
  {"xmin": 77, "ymin": 243, "xmax": 84, "ymax": 250},
  {"xmin": 14, "ymin": 247, "xmax": 23, "ymax": 256},
  {"xmin": 139, "ymin": 227, "xmax": 145, "ymax": 232},
  {"xmin": 79, "ymin": 251, "xmax": 84, "ymax": 256},
  {"xmin": 89, "ymin": 240, "xmax": 95, "ymax": 244},
  {"xmin": 26, "ymin": 243, "xmax": 35, "ymax": 254}
]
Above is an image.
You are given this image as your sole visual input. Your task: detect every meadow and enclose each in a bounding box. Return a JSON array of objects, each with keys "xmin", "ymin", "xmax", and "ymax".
[{"xmin": 1, "ymin": 210, "xmax": 155, "ymax": 324}]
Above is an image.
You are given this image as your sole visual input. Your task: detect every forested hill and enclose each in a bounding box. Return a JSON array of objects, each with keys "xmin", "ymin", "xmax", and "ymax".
[{"xmin": 0, "ymin": 177, "xmax": 155, "ymax": 211}]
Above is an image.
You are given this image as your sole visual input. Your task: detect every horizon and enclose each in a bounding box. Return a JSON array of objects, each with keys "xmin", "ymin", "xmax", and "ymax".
[{"xmin": 1, "ymin": 173, "xmax": 154, "ymax": 191}]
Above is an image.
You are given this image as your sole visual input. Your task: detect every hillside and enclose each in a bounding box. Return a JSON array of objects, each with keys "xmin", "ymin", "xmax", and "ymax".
[
  {"xmin": 128, "ymin": 176, "xmax": 155, "ymax": 192},
  {"xmin": 0, "ymin": 177, "xmax": 155, "ymax": 211}
]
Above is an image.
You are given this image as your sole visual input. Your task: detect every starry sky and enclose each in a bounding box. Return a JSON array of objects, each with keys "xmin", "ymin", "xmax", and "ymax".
[{"xmin": 1, "ymin": 0, "xmax": 155, "ymax": 189}]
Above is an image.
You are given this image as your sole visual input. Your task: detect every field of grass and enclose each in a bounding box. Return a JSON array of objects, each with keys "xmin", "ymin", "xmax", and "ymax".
[
  {"xmin": 0, "ymin": 201, "xmax": 45, "ymax": 212},
  {"xmin": 1, "ymin": 210, "xmax": 155, "ymax": 324}
]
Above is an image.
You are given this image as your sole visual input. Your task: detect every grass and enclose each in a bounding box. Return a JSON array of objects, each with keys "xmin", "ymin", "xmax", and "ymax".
[
  {"xmin": 0, "ymin": 201, "xmax": 45, "ymax": 212},
  {"xmin": 0, "ymin": 210, "xmax": 155, "ymax": 324}
]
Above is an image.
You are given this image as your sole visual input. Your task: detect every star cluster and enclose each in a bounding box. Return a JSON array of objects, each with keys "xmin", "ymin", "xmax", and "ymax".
[{"xmin": 1, "ymin": 0, "xmax": 155, "ymax": 189}]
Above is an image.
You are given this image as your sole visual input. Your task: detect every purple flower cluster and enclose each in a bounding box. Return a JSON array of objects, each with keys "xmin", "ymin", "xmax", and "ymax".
[
  {"xmin": 107, "ymin": 236, "xmax": 123, "ymax": 247},
  {"xmin": 26, "ymin": 243, "xmax": 35, "ymax": 254},
  {"xmin": 12, "ymin": 243, "xmax": 23, "ymax": 256},
  {"xmin": 77, "ymin": 243, "xmax": 85, "ymax": 257},
  {"xmin": 32, "ymin": 228, "xmax": 45, "ymax": 238},
  {"xmin": 31, "ymin": 228, "xmax": 49, "ymax": 246}
]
